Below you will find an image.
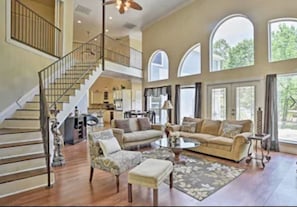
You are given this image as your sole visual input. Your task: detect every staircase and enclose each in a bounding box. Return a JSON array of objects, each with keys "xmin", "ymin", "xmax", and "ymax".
[{"xmin": 0, "ymin": 33, "xmax": 102, "ymax": 198}]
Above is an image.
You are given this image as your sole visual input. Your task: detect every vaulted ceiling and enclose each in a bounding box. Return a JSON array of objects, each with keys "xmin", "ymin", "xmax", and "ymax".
[{"xmin": 73, "ymin": 0, "xmax": 194, "ymax": 42}]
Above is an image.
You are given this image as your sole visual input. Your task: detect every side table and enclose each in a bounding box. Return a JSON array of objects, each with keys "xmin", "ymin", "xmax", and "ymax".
[{"xmin": 246, "ymin": 134, "xmax": 271, "ymax": 168}]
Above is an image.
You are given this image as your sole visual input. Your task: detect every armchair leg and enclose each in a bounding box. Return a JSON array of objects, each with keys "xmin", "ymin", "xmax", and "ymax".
[
  {"xmin": 89, "ymin": 166, "xmax": 94, "ymax": 183},
  {"xmin": 116, "ymin": 175, "xmax": 119, "ymax": 193}
]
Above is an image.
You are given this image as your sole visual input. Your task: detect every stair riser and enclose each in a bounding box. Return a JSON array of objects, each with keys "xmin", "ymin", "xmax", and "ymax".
[
  {"xmin": 23, "ymin": 102, "xmax": 63, "ymax": 110},
  {"xmin": 54, "ymin": 79, "xmax": 86, "ymax": 84},
  {"xmin": 12, "ymin": 110, "xmax": 40, "ymax": 119},
  {"xmin": 48, "ymin": 83, "xmax": 81, "ymax": 90},
  {"xmin": 64, "ymin": 70, "xmax": 93, "ymax": 75},
  {"xmin": 45, "ymin": 89, "xmax": 77, "ymax": 96},
  {"xmin": 0, "ymin": 131, "xmax": 42, "ymax": 144},
  {"xmin": 0, "ymin": 158, "xmax": 46, "ymax": 176},
  {"xmin": 60, "ymin": 74, "xmax": 90, "ymax": 79},
  {"xmin": 0, "ymin": 172, "xmax": 55, "ymax": 198},
  {"xmin": 33, "ymin": 95, "xmax": 70, "ymax": 102},
  {"xmin": 0, "ymin": 144, "xmax": 44, "ymax": 159},
  {"xmin": 2, "ymin": 120, "xmax": 40, "ymax": 129}
]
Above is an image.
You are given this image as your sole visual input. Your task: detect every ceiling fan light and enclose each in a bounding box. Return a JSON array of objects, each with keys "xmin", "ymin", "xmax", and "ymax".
[
  {"xmin": 125, "ymin": 2, "xmax": 131, "ymax": 7},
  {"xmin": 116, "ymin": 4, "xmax": 120, "ymax": 9},
  {"xmin": 124, "ymin": 6, "xmax": 129, "ymax": 11}
]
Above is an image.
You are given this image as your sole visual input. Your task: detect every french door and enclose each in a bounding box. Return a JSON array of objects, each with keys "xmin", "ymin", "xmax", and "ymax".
[{"xmin": 207, "ymin": 81, "xmax": 259, "ymax": 123}]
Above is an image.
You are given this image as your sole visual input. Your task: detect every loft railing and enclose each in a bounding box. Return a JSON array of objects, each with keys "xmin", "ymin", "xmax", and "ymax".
[
  {"xmin": 10, "ymin": 0, "xmax": 62, "ymax": 57},
  {"xmin": 38, "ymin": 34, "xmax": 101, "ymax": 186},
  {"xmin": 74, "ymin": 35, "xmax": 142, "ymax": 69}
]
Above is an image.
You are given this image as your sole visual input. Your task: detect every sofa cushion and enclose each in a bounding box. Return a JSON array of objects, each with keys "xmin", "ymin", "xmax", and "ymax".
[
  {"xmin": 138, "ymin": 117, "xmax": 151, "ymax": 131},
  {"xmin": 99, "ymin": 136, "xmax": 121, "ymax": 156},
  {"xmin": 115, "ymin": 119, "xmax": 132, "ymax": 133},
  {"xmin": 179, "ymin": 131, "xmax": 216, "ymax": 144},
  {"xmin": 123, "ymin": 130, "xmax": 163, "ymax": 143},
  {"xmin": 200, "ymin": 120, "xmax": 221, "ymax": 136},
  {"xmin": 219, "ymin": 120, "xmax": 252, "ymax": 134},
  {"xmin": 180, "ymin": 121, "xmax": 196, "ymax": 133},
  {"xmin": 183, "ymin": 117, "xmax": 204, "ymax": 132},
  {"xmin": 221, "ymin": 123, "xmax": 243, "ymax": 139},
  {"xmin": 207, "ymin": 136, "xmax": 234, "ymax": 146}
]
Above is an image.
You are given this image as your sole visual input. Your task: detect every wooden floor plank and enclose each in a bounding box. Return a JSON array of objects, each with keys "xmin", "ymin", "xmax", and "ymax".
[{"xmin": 0, "ymin": 135, "xmax": 296, "ymax": 206}]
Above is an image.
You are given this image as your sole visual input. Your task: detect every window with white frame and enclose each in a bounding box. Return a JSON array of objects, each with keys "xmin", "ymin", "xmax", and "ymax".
[
  {"xmin": 178, "ymin": 44, "xmax": 201, "ymax": 77},
  {"xmin": 269, "ymin": 18, "xmax": 297, "ymax": 62},
  {"xmin": 148, "ymin": 50, "xmax": 169, "ymax": 82},
  {"xmin": 210, "ymin": 14, "xmax": 254, "ymax": 72},
  {"xmin": 180, "ymin": 86, "xmax": 195, "ymax": 123}
]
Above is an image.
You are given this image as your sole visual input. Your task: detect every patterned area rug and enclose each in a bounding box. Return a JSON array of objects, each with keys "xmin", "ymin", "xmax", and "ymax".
[{"xmin": 142, "ymin": 148, "xmax": 246, "ymax": 201}]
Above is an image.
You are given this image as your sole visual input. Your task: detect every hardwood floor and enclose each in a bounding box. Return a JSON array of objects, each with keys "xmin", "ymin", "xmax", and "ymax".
[{"xmin": 0, "ymin": 133, "xmax": 297, "ymax": 206}]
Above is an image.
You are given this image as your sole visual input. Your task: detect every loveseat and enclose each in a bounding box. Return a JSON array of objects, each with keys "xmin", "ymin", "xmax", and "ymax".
[
  {"xmin": 169, "ymin": 117, "xmax": 253, "ymax": 162},
  {"xmin": 111, "ymin": 117, "xmax": 163, "ymax": 149}
]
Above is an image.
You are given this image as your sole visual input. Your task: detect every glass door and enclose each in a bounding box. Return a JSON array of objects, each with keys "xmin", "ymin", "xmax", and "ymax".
[{"xmin": 207, "ymin": 81, "xmax": 258, "ymax": 123}]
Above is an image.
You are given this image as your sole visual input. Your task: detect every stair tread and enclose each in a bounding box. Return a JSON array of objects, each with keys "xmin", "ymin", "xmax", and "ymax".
[
  {"xmin": 16, "ymin": 109, "xmax": 39, "ymax": 111},
  {"xmin": 0, "ymin": 167, "xmax": 49, "ymax": 184},
  {"xmin": 0, "ymin": 140, "xmax": 43, "ymax": 149},
  {"xmin": 0, "ymin": 128, "xmax": 40, "ymax": 135},
  {"xmin": 5, "ymin": 118, "xmax": 39, "ymax": 120},
  {"xmin": 0, "ymin": 153, "xmax": 45, "ymax": 165}
]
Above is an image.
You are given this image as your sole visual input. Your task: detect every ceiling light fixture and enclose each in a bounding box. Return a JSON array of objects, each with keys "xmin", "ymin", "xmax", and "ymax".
[
  {"xmin": 77, "ymin": 20, "xmax": 82, "ymax": 24},
  {"xmin": 105, "ymin": 0, "xmax": 142, "ymax": 14}
]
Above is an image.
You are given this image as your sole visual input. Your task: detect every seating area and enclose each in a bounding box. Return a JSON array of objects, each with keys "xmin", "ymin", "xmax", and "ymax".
[
  {"xmin": 111, "ymin": 117, "xmax": 163, "ymax": 149},
  {"xmin": 168, "ymin": 117, "xmax": 253, "ymax": 162}
]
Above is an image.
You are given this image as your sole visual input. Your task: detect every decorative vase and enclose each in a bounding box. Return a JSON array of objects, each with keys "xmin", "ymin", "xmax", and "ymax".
[{"xmin": 256, "ymin": 107, "xmax": 263, "ymax": 136}]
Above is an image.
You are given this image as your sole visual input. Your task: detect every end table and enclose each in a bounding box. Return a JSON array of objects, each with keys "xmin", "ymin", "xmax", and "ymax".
[{"xmin": 246, "ymin": 133, "xmax": 271, "ymax": 168}]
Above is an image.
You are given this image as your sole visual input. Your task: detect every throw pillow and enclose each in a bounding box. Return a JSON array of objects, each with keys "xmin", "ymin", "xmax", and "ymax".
[
  {"xmin": 90, "ymin": 129, "xmax": 114, "ymax": 155},
  {"xmin": 99, "ymin": 137, "xmax": 121, "ymax": 156},
  {"xmin": 138, "ymin": 118, "xmax": 151, "ymax": 131},
  {"xmin": 115, "ymin": 119, "xmax": 132, "ymax": 133},
  {"xmin": 180, "ymin": 121, "xmax": 197, "ymax": 133},
  {"xmin": 221, "ymin": 123, "xmax": 243, "ymax": 139}
]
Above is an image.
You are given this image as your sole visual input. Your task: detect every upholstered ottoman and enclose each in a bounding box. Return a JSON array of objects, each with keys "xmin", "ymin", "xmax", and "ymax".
[{"xmin": 128, "ymin": 158, "xmax": 173, "ymax": 206}]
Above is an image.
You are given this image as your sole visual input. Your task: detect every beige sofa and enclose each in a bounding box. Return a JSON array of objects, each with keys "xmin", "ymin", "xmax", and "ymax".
[
  {"xmin": 169, "ymin": 117, "xmax": 253, "ymax": 162},
  {"xmin": 111, "ymin": 117, "xmax": 163, "ymax": 149}
]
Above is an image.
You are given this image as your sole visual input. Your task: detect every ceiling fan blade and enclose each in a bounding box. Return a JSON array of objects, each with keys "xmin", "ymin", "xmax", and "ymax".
[
  {"xmin": 119, "ymin": 3, "xmax": 125, "ymax": 14},
  {"xmin": 103, "ymin": 0, "xmax": 116, "ymax": 5},
  {"xmin": 129, "ymin": 1, "xmax": 142, "ymax": 10}
]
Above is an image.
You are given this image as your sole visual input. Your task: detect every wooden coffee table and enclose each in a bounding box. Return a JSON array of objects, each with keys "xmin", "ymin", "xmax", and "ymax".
[{"xmin": 155, "ymin": 137, "xmax": 200, "ymax": 164}]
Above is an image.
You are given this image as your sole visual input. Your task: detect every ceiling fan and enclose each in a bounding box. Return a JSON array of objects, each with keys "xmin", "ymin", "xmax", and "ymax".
[{"xmin": 104, "ymin": 0, "xmax": 143, "ymax": 14}]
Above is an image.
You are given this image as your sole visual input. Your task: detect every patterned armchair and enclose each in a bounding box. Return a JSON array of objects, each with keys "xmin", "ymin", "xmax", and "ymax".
[{"xmin": 88, "ymin": 129, "xmax": 142, "ymax": 192}]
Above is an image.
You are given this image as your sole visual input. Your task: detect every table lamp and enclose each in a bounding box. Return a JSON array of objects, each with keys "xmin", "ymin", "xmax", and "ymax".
[{"xmin": 162, "ymin": 100, "xmax": 173, "ymax": 123}]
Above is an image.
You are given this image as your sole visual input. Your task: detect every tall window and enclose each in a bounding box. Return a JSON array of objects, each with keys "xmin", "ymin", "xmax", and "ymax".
[
  {"xmin": 146, "ymin": 95, "xmax": 168, "ymax": 124},
  {"xmin": 180, "ymin": 86, "xmax": 195, "ymax": 123},
  {"xmin": 178, "ymin": 44, "xmax": 201, "ymax": 77},
  {"xmin": 277, "ymin": 73, "xmax": 297, "ymax": 143},
  {"xmin": 148, "ymin": 50, "xmax": 169, "ymax": 82},
  {"xmin": 269, "ymin": 18, "xmax": 297, "ymax": 62},
  {"xmin": 210, "ymin": 14, "xmax": 254, "ymax": 71}
]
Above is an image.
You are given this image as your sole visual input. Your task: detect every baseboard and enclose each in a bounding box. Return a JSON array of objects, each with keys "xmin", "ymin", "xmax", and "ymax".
[{"xmin": 0, "ymin": 86, "xmax": 39, "ymax": 124}]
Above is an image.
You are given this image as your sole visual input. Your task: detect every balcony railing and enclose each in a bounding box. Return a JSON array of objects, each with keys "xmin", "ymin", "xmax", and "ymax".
[
  {"xmin": 74, "ymin": 35, "xmax": 142, "ymax": 70},
  {"xmin": 10, "ymin": 0, "xmax": 62, "ymax": 57}
]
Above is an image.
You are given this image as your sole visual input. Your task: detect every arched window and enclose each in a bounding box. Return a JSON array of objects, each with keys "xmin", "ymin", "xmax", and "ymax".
[
  {"xmin": 269, "ymin": 18, "xmax": 297, "ymax": 62},
  {"xmin": 148, "ymin": 50, "xmax": 169, "ymax": 82},
  {"xmin": 210, "ymin": 14, "xmax": 254, "ymax": 72},
  {"xmin": 178, "ymin": 44, "xmax": 201, "ymax": 77}
]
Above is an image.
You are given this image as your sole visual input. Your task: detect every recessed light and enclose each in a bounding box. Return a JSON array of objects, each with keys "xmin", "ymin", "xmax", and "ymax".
[
  {"xmin": 105, "ymin": 29, "xmax": 109, "ymax": 32},
  {"xmin": 77, "ymin": 20, "xmax": 82, "ymax": 24},
  {"xmin": 94, "ymin": 38, "xmax": 97, "ymax": 41},
  {"xmin": 109, "ymin": 16, "xmax": 113, "ymax": 20}
]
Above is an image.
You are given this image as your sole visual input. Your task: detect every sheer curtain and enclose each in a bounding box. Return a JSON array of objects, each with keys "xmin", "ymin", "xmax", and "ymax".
[
  {"xmin": 264, "ymin": 74, "xmax": 279, "ymax": 151},
  {"xmin": 194, "ymin": 82, "xmax": 202, "ymax": 118},
  {"xmin": 174, "ymin": 85, "xmax": 180, "ymax": 124}
]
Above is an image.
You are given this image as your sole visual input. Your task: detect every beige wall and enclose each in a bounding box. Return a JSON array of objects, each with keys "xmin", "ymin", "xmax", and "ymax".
[
  {"xmin": 62, "ymin": 0, "xmax": 74, "ymax": 55},
  {"xmin": 0, "ymin": 0, "xmax": 55, "ymax": 111},
  {"xmin": 143, "ymin": 0, "xmax": 297, "ymax": 121},
  {"xmin": 19, "ymin": 0, "xmax": 55, "ymax": 24}
]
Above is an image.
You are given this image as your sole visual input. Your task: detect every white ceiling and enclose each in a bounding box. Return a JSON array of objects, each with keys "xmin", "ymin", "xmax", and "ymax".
[{"xmin": 73, "ymin": 0, "xmax": 194, "ymax": 42}]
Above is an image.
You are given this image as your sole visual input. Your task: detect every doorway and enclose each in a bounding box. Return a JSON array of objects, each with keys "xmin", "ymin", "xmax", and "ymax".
[{"xmin": 207, "ymin": 81, "xmax": 259, "ymax": 123}]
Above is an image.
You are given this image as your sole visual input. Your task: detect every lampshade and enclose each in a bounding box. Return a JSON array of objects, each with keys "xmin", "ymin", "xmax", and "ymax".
[{"xmin": 162, "ymin": 100, "xmax": 173, "ymax": 110}]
